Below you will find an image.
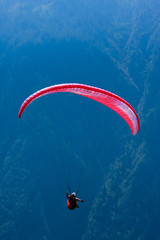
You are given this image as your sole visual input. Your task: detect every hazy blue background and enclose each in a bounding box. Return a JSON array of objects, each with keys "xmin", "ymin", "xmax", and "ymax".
[{"xmin": 0, "ymin": 1, "xmax": 160, "ymax": 239}]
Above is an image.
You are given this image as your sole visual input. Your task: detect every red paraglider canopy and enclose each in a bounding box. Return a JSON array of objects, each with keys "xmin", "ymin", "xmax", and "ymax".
[{"xmin": 18, "ymin": 83, "xmax": 140, "ymax": 135}]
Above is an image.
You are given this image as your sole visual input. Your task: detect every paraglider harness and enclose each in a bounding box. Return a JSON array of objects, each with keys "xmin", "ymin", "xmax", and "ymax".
[{"xmin": 66, "ymin": 187, "xmax": 84, "ymax": 210}]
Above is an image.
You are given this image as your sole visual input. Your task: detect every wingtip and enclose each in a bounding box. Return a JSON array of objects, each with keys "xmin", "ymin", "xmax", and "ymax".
[{"xmin": 18, "ymin": 112, "xmax": 21, "ymax": 118}]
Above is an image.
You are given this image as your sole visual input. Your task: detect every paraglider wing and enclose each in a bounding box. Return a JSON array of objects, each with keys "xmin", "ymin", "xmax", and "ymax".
[{"xmin": 18, "ymin": 83, "xmax": 140, "ymax": 135}]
